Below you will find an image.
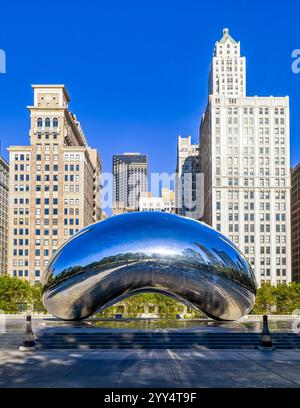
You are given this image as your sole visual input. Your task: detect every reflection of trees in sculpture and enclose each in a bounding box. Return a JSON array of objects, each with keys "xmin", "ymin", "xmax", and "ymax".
[
  {"xmin": 44, "ymin": 245, "xmax": 255, "ymax": 294},
  {"xmin": 42, "ymin": 212, "xmax": 256, "ymax": 321},
  {"xmin": 96, "ymin": 293, "xmax": 203, "ymax": 319}
]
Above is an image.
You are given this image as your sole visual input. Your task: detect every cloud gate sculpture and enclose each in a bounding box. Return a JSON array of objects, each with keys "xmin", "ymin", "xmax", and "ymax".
[{"xmin": 42, "ymin": 212, "xmax": 256, "ymax": 321}]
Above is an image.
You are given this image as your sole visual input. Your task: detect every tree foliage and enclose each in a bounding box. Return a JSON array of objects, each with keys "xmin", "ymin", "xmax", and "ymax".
[
  {"xmin": 96, "ymin": 293, "xmax": 204, "ymax": 318},
  {"xmin": 0, "ymin": 276, "xmax": 32, "ymax": 313},
  {"xmin": 1, "ymin": 275, "xmax": 300, "ymax": 317},
  {"xmin": 0, "ymin": 276, "xmax": 47, "ymax": 313},
  {"xmin": 30, "ymin": 283, "xmax": 47, "ymax": 313},
  {"xmin": 251, "ymin": 283, "xmax": 300, "ymax": 314}
]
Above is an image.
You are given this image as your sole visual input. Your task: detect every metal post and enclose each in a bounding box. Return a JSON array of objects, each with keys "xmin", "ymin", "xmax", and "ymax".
[
  {"xmin": 19, "ymin": 315, "xmax": 36, "ymax": 351},
  {"xmin": 258, "ymin": 315, "xmax": 275, "ymax": 351}
]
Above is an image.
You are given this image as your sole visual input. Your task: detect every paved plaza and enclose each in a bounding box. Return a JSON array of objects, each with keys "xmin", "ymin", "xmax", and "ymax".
[{"xmin": 0, "ymin": 349, "xmax": 300, "ymax": 388}]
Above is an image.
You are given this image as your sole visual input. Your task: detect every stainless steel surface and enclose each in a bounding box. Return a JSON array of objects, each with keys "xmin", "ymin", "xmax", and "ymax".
[{"xmin": 42, "ymin": 212, "xmax": 256, "ymax": 321}]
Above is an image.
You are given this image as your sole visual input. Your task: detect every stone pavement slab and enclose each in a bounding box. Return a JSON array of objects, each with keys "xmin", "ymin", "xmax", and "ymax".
[{"xmin": 0, "ymin": 350, "xmax": 300, "ymax": 388}]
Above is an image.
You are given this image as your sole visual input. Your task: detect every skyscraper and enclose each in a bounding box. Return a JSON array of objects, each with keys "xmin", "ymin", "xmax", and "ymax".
[
  {"xmin": 291, "ymin": 163, "xmax": 300, "ymax": 282},
  {"xmin": 0, "ymin": 155, "xmax": 9, "ymax": 275},
  {"xmin": 199, "ymin": 29, "xmax": 291, "ymax": 286},
  {"xmin": 175, "ymin": 136, "xmax": 200, "ymax": 218},
  {"xmin": 7, "ymin": 85, "xmax": 102, "ymax": 283},
  {"xmin": 113, "ymin": 153, "xmax": 148, "ymax": 214}
]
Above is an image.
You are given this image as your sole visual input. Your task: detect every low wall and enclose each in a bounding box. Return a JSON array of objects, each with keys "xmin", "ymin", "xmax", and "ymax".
[
  {"xmin": 241, "ymin": 314, "xmax": 300, "ymax": 321},
  {"xmin": 0, "ymin": 313, "xmax": 53, "ymax": 319},
  {"xmin": 1, "ymin": 313, "xmax": 300, "ymax": 321}
]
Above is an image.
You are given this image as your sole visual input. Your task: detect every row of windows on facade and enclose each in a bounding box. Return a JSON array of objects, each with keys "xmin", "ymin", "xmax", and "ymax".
[
  {"xmin": 13, "ymin": 154, "xmax": 30, "ymax": 161},
  {"xmin": 12, "ymin": 270, "xmax": 38, "ymax": 278},
  {"xmin": 219, "ymin": 87, "xmax": 243, "ymax": 93},
  {"xmin": 14, "ymin": 163, "xmax": 59, "ymax": 172},
  {"xmin": 217, "ymin": 50, "xmax": 239, "ymax": 56},
  {"xmin": 13, "ymin": 249, "xmax": 52, "ymax": 256},
  {"xmin": 63, "ymin": 154, "xmax": 85, "ymax": 162},
  {"xmin": 214, "ymin": 178, "xmax": 287, "ymax": 188},
  {"xmin": 37, "ymin": 117, "xmax": 59, "ymax": 128},
  {"xmin": 218, "ymin": 136, "xmax": 286, "ymax": 146},
  {"xmin": 215, "ymin": 68, "xmax": 243, "ymax": 74},
  {"xmin": 215, "ymin": 128, "xmax": 286, "ymax": 137},
  {"xmin": 216, "ymin": 107, "xmax": 285, "ymax": 115},
  {"xmin": 243, "ymin": 237, "xmax": 286, "ymax": 246},
  {"xmin": 217, "ymin": 202, "xmax": 287, "ymax": 211},
  {"xmin": 217, "ymin": 191, "xmax": 286, "ymax": 200},
  {"xmin": 13, "ymin": 216, "xmax": 80, "ymax": 227},
  {"xmin": 216, "ymin": 51, "xmax": 241, "ymax": 60},
  {"xmin": 254, "ymin": 258, "xmax": 287, "ymax": 266},
  {"xmin": 13, "ymin": 228, "xmax": 78, "ymax": 237},
  {"xmin": 13, "ymin": 239, "xmax": 58, "ymax": 246},
  {"xmin": 215, "ymin": 209, "xmax": 287, "ymax": 222},
  {"xmin": 14, "ymin": 183, "xmax": 81, "ymax": 195},
  {"xmin": 216, "ymin": 168, "xmax": 287, "ymax": 177},
  {"xmin": 12, "ymin": 197, "xmax": 81, "ymax": 206},
  {"xmin": 18, "ymin": 163, "xmax": 82, "ymax": 174},
  {"xmin": 217, "ymin": 223, "xmax": 287, "ymax": 233},
  {"xmin": 222, "ymin": 157, "xmax": 287, "ymax": 166},
  {"xmin": 260, "ymin": 270, "xmax": 287, "ymax": 277},
  {"xmin": 229, "ymin": 228, "xmax": 287, "ymax": 243},
  {"xmin": 36, "ymin": 133, "xmax": 58, "ymax": 140},
  {"xmin": 14, "ymin": 164, "xmax": 30, "ymax": 171},
  {"xmin": 214, "ymin": 147, "xmax": 286, "ymax": 156},
  {"xmin": 36, "ymin": 154, "xmax": 59, "ymax": 161}
]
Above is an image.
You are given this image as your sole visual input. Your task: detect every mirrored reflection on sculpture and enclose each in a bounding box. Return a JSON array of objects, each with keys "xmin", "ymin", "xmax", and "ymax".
[{"xmin": 42, "ymin": 212, "xmax": 256, "ymax": 321}]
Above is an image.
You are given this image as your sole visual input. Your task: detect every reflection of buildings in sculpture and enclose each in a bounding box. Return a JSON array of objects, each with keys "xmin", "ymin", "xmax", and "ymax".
[
  {"xmin": 101, "ymin": 210, "xmax": 109, "ymax": 220},
  {"xmin": 42, "ymin": 212, "xmax": 256, "ymax": 321},
  {"xmin": 292, "ymin": 163, "xmax": 300, "ymax": 282},
  {"xmin": 193, "ymin": 243, "xmax": 222, "ymax": 267},
  {"xmin": 182, "ymin": 248, "xmax": 206, "ymax": 264},
  {"xmin": 199, "ymin": 28, "xmax": 291, "ymax": 286},
  {"xmin": 139, "ymin": 188, "xmax": 175, "ymax": 213},
  {"xmin": 113, "ymin": 153, "xmax": 148, "ymax": 214},
  {"xmin": 7, "ymin": 85, "xmax": 102, "ymax": 283},
  {"xmin": 176, "ymin": 136, "xmax": 200, "ymax": 218},
  {"xmin": 211, "ymin": 248, "xmax": 239, "ymax": 270},
  {"xmin": 0, "ymin": 155, "xmax": 9, "ymax": 275}
]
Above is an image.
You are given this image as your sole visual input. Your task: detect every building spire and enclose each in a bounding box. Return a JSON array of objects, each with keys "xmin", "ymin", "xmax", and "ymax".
[{"xmin": 220, "ymin": 27, "xmax": 237, "ymax": 44}]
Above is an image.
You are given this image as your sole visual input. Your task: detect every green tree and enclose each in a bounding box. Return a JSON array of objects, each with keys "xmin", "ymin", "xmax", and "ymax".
[
  {"xmin": 252, "ymin": 282, "xmax": 300, "ymax": 314},
  {"xmin": 0, "ymin": 276, "xmax": 32, "ymax": 313},
  {"xmin": 31, "ymin": 283, "xmax": 47, "ymax": 313},
  {"xmin": 96, "ymin": 293, "xmax": 204, "ymax": 319},
  {"xmin": 273, "ymin": 283, "xmax": 300, "ymax": 314}
]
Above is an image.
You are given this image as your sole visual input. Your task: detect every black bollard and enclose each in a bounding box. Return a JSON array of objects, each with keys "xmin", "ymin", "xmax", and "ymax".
[
  {"xmin": 258, "ymin": 315, "xmax": 275, "ymax": 351},
  {"xmin": 19, "ymin": 315, "xmax": 36, "ymax": 351}
]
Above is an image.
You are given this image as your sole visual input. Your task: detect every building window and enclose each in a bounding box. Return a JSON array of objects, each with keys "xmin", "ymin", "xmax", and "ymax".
[
  {"xmin": 45, "ymin": 117, "xmax": 51, "ymax": 127},
  {"xmin": 53, "ymin": 117, "xmax": 58, "ymax": 127},
  {"xmin": 37, "ymin": 117, "xmax": 43, "ymax": 127}
]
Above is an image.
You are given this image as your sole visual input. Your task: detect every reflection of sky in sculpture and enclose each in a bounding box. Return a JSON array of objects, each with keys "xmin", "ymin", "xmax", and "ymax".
[{"xmin": 43, "ymin": 212, "xmax": 256, "ymax": 321}]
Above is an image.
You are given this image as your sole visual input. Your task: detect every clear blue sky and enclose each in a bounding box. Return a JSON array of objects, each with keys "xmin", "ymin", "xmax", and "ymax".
[{"xmin": 0, "ymin": 0, "xmax": 299, "ymax": 176}]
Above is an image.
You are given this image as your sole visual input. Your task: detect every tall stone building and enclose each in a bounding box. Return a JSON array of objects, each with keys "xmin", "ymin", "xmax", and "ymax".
[
  {"xmin": 112, "ymin": 153, "xmax": 148, "ymax": 214},
  {"xmin": 291, "ymin": 163, "xmax": 300, "ymax": 282},
  {"xmin": 139, "ymin": 188, "xmax": 176, "ymax": 213},
  {"xmin": 199, "ymin": 29, "xmax": 291, "ymax": 286},
  {"xmin": 0, "ymin": 155, "xmax": 9, "ymax": 275},
  {"xmin": 175, "ymin": 136, "xmax": 200, "ymax": 218},
  {"xmin": 7, "ymin": 85, "xmax": 102, "ymax": 283}
]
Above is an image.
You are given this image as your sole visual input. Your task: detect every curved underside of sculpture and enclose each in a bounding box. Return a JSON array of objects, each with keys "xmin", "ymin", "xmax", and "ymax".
[{"xmin": 42, "ymin": 212, "xmax": 256, "ymax": 321}]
